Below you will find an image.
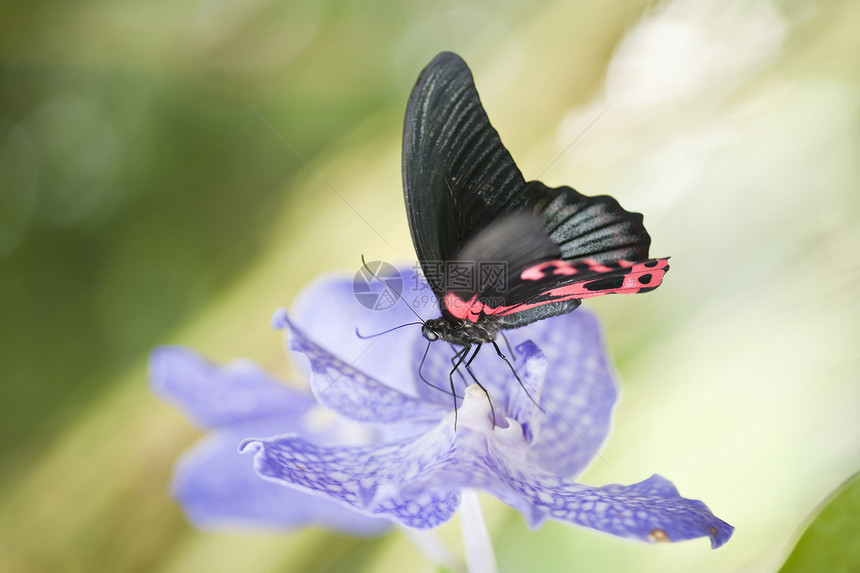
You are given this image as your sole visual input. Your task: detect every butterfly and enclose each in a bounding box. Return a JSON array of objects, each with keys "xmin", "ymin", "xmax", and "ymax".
[{"xmin": 402, "ymin": 51, "xmax": 669, "ymax": 364}]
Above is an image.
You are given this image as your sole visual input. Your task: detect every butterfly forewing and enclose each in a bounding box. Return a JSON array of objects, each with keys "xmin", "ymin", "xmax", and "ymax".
[{"xmin": 403, "ymin": 52, "xmax": 529, "ymax": 297}]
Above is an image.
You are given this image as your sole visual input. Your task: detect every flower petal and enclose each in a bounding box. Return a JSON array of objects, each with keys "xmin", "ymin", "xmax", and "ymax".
[
  {"xmin": 149, "ymin": 346, "xmax": 314, "ymax": 430},
  {"xmin": 522, "ymin": 473, "xmax": 734, "ymax": 549},
  {"xmin": 503, "ymin": 311, "xmax": 619, "ymax": 477},
  {"xmin": 239, "ymin": 384, "xmax": 731, "ymax": 547},
  {"xmin": 435, "ymin": 409, "xmax": 733, "ymax": 548},
  {"xmin": 400, "ymin": 431, "xmax": 732, "ymax": 548},
  {"xmin": 240, "ymin": 421, "xmax": 462, "ymax": 529},
  {"xmin": 503, "ymin": 341, "xmax": 548, "ymax": 444},
  {"xmin": 289, "ymin": 270, "xmax": 429, "ymax": 395},
  {"xmin": 172, "ymin": 424, "xmax": 391, "ymax": 535},
  {"xmin": 274, "ymin": 311, "xmax": 444, "ymax": 425},
  {"xmin": 241, "ymin": 420, "xmax": 731, "ymax": 547}
]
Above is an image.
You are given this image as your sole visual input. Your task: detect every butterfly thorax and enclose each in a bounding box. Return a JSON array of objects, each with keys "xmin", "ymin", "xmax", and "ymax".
[{"xmin": 422, "ymin": 317, "xmax": 499, "ymax": 346}]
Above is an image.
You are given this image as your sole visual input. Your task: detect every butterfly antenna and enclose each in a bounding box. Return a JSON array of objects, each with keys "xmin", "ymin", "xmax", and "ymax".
[
  {"xmin": 361, "ymin": 255, "xmax": 426, "ymax": 324},
  {"xmin": 356, "ymin": 322, "xmax": 424, "ymax": 339},
  {"xmin": 491, "ymin": 340, "xmax": 543, "ymax": 412}
]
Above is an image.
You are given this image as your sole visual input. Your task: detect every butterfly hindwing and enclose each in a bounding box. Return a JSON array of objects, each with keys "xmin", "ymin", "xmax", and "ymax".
[
  {"xmin": 440, "ymin": 207, "xmax": 668, "ymax": 327},
  {"xmin": 488, "ymin": 257, "xmax": 669, "ymax": 328},
  {"xmin": 529, "ymin": 181, "xmax": 652, "ymax": 263},
  {"xmin": 448, "ymin": 213, "xmax": 559, "ymax": 300},
  {"xmin": 403, "ymin": 52, "xmax": 530, "ymax": 297},
  {"xmin": 478, "ymin": 181, "xmax": 664, "ymax": 327}
]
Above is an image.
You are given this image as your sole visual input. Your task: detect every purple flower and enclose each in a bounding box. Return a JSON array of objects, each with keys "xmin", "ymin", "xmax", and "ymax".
[
  {"xmin": 228, "ymin": 269, "xmax": 733, "ymax": 548},
  {"xmin": 149, "ymin": 346, "xmax": 391, "ymax": 535}
]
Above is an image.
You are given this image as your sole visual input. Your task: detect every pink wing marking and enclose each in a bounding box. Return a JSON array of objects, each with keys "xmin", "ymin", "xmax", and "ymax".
[
  {"xmin": 520, "ymin": 258, "xmax": 634, "ymax": 281},
  {"xmin": 443, "ymin": 259, "xmax": 669, "ymax": 323},
  {"xmin": 442, "ymin": 292, "xmax": 484, "ymax": 322}
]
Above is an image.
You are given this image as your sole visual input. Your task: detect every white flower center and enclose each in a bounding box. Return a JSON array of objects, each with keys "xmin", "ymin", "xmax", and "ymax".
[
  {"xmin": 458, "ymin": 385, "xmax": 529, "ymax": 450},
  {"xmin": 458, "ymin": 385, "xmax": 495, "ymax": 433}
]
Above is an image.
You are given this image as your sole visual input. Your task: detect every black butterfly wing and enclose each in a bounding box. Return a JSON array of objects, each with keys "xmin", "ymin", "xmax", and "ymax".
[
  {"xmin": 529, "ymin": 181, "xmax": 652, "ymax": 262},
  {"xmin": 403, "ymin": 52, "xmax": 530, "ymax": 297}
]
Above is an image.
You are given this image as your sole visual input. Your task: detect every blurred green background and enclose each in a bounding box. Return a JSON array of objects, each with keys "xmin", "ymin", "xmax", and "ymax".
[{"xmin": 1, "ymin": 0, "xmax": 858, "ymax": 571}]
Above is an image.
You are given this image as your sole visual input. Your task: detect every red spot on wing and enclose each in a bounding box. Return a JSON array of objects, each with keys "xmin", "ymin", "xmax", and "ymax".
[
  {"xmin": 443, "ymin": 258, "xmax": 669, "ymax": 323},
  {"xmin": 442, "ymin": 292, "xmax": 484, "ymax": 322},
  {"xmin": 520, "ymin": 258, "xmax": 634, "ymax": 281}
]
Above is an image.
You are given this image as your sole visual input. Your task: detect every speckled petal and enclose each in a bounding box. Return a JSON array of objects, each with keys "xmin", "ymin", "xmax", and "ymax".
[
  {"xmin": 501, "ymin": 310, "xmax": 618, "ymax": 477},
  {"xmin": 274, "ymin": 310, "xmax": 443, "ymax": 425},
  {"xmin": 399, "ymin": 426, "xmax": 733, "ymax": 548},
  {"xmin": 522, "ymin": 473, "xmax": 734, "ymax": 549},
  {"xmin": 290, "ymin": 270, "xmax": 429, "ymax": 395},
  {"xmin": 240, "ymin": 411, "xmax": 731, "ymax": 547},
  {"xmin": 240, "ymin": 420, "xmax": 461, "ymax": 529},
  {"xmin": 173, "ymin": 423, "xmax": 391, "ymax": 535},
  {"xmin": 149, "ymin": 346, "xmax": 314, "ymax": 430},
  {"xmin": 503, "ymin": 341, "xmax": 547, "ymax": 444}
]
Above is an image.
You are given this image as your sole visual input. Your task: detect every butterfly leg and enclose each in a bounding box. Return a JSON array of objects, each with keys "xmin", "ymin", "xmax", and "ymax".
[
  {"xmin": 500, "ymin": 331, "xmax": 516, "ymax": 362},
  {"xmin": 461, "ymin": 344, "xmax": 497, "ymax": 427},
  {"xmin": 448, "ymin": 344, "xmax": 469, "ymax": 386},
  {"xmin": 491, "ymin": 340, "xmax": 543, "ymax": 412},
  {"xmin": 449, "ymin": 344, "xmax": 472, "ymax": 430}
]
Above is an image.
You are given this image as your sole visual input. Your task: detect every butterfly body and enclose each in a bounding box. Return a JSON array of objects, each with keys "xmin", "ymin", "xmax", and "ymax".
[
  {"xmin": 403, "ymin": 52, "xmax": 669, "ymax": 350},
  {"xmin": 421, "ymin": 316, "xmax": 499, "ymax": 346}
]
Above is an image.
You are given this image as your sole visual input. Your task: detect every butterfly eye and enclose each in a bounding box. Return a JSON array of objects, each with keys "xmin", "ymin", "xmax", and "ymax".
[{"xmin": 421, "ymin": 327, "xmax": 439, "ymax": 341}]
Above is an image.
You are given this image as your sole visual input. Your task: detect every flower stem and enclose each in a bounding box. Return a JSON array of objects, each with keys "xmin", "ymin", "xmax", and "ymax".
[
  {"xmin": 400, "ymin": 525, "xmax": 459, "ymax": 571},
  {"xmin": 460, "ymin": 489, "xmax": 498, "ymax": 573}
]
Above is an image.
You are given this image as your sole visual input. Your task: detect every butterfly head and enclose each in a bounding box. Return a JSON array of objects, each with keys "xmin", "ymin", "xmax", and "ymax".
[{"xmin": 421, "ymin": 320, "xmax": 444, "ymax": 342}]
